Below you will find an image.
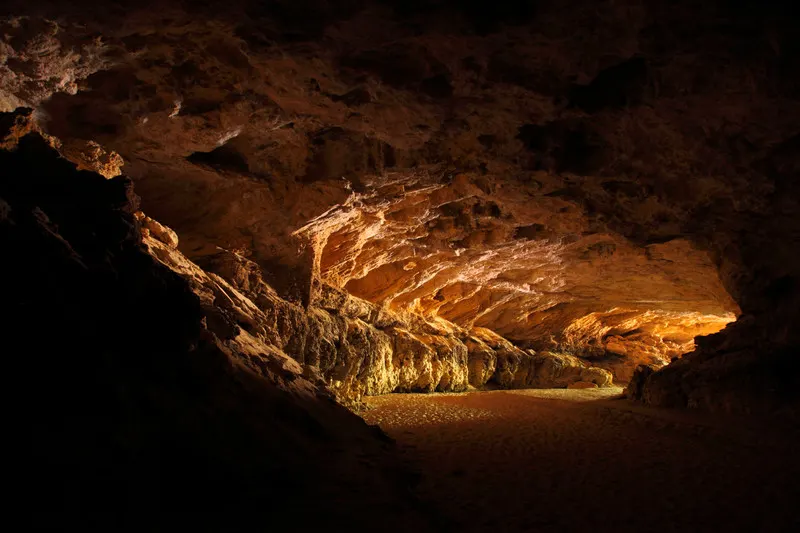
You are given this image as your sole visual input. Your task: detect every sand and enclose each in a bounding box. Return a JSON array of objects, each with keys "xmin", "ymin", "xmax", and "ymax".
[{"xmin": 362, "ymin": 388, "xmax": 800, "ymax": 532}]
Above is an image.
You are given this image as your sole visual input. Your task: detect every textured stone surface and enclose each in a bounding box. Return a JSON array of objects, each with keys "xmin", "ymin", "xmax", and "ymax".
[
  {"xmin": 627, "ymin": 317, "xmax": 800, "ymax": 418},
  {"xmin": 0, "ymin": 3, "xmax": 742, "ymax": 348},
  {"xmin": 568, "ymin": 381, "xmax": 599, "ymax": 390},
  {"xmin": 0, "ymin": 16, "xmax": 109, "ymax": 110},
  {"xmin": 0, "ymin": 115, "xmax": 436, "ymax": 529},
  {"xmin": 175, "ymin": 244, "xmax": 476, "ymax": 402},
  {"xmin": 147, "ymin": 235, "xmax": 614, "ymax": 403}
]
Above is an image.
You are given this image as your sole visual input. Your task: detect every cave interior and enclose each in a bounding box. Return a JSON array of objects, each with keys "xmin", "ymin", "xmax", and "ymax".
[{"xmin": 1, "ymin": 0, "xmax": 799, "ymax": 530}]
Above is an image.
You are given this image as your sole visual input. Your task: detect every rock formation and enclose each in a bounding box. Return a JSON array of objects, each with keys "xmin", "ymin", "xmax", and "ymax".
[
  {"xmin": 1, "ymin": 1, "xmax": 798, "ymax": 414},
  {"xmin": 3, "ymin": 2, "xmax": 800, "ymax": 530},
  {"xmin": 1, "ymin": 110, "xmax": 446, "ymax": 529}
]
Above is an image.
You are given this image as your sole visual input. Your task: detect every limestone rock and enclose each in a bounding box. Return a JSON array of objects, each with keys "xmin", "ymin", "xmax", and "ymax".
[
  {"xmin": 0, "ymin": 2, "xmax": 752, "ymax": 380},
  {"xmin": 2, "ymin": 0, "xmax": 798, "ymax": 415},
  {"xmin": 625, "ymin": 364, "xmax": 658, "ymax": 402},
  {"xmin": 580, "ymin": 366, "xmax": 614, "ymax": 388},
  {"xmin": 159, "ymin": 241, "xmax": 476, "ymax": 402},
  {"xmin": 137, "ymin": 212, "xmax": 179, "ymax": 248},
  {"xmin": 462, "ymin": 328, "xmax": 528, "ymax": 388},
  {"xmin": 465, "ymin": 335, "xmax": 497, "ymax": 387},
  {"xmin": 58, "ymin": 139, "xmax": 124, "ymax": 178},
  {"xmin": 0, "ymin": 17, "xmax": 108, "ymax": 110},
  {"xmin": 145, "ymin": 229, "xmax": 615, "ymax": 399},
  {"xmin": 629, "ymin": 318, "xmax": 800, "ymax": 418},
  {"xmin": 568, "ymin": 381, "xmax": 599, "ymax": 390},
  {"xmin": 530, "ymin": 353, "xmax": 587, "ymax": 388},
  {"xmin": 0, "ymin": 119, "xmax": 434, "ymax": 530},
  {"xmin": 524, "ymin": 353, "xmax": 614, "ymax": 389}
]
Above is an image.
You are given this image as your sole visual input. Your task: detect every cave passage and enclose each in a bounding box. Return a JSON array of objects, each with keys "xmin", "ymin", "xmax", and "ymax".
[
  {"xmin": 2, "ymin": 0, "xmax": 799, "ymax": 529},
  {"xmin": 363, "ymin": 389, "xmax": 800, "ymax": 532}
]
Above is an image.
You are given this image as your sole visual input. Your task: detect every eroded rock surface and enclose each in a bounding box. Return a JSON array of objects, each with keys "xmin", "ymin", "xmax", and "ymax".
[
  {"xmin": 0, "ymin": 112, "xmax": 436, "ymax": 529},
  {"xmin": 1, "ymin": 0, "xmax": 799, "ymax": 414},
  {"xmin": 145, "ymin": 230, "xmax": 616, "ymax": 402}
]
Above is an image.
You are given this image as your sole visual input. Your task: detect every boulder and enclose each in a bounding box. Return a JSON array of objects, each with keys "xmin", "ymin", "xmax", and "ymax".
[{"xmin": 568, "ymin": 381, "xmax": 599, "ymax": 390}]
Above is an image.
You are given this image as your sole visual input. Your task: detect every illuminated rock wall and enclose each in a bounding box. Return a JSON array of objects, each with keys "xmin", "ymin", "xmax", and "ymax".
[{"xmin": 1, "ymin": 0, "xmax": 798, "ymax": 413}]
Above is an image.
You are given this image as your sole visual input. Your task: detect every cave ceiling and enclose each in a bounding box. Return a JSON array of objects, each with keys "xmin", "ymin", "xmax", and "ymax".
[{"xmin": 3, "ymin": 0, "xmax": 798, "ymax": 354}]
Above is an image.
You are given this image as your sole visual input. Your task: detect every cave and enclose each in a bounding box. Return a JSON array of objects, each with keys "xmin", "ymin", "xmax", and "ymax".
[{"xmin": 1, "ymin": 0, "xmax": 799, "ymax": 531}]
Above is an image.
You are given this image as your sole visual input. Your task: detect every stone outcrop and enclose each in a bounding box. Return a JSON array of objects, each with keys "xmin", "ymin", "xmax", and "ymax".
[
  {"xmin": 0, "ymin": 112, "xmax": 436, "ymax": 529},
  {"xmin": 568, "ymin": 381, "xmax": 599, "ymax": 390},
  {"xmin": 145, "ymin": 234, "xmax": 614, "ymax": 403},
  {"xmin": 527, "ymin": 352, "xmax": 613, "ymax": 389},
  {"xmin": 163, "ymin": 242, "xmax": 476, "ymax": 401},
  {"xmin": 627, "ymin": 317, "xmax": 800, "ymax": 418},
  {"xmin": 0, "ymin": 16, "xmax": 109, "ymax": 111}
]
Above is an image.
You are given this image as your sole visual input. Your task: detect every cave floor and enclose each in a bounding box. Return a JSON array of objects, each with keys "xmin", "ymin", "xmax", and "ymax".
[{"xmin": 361, "ymin": 388, "xmax": 800, "ymax": 533}]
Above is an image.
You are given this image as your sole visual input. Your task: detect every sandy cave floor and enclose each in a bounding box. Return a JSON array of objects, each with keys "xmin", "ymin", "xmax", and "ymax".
[{"xmin": 361, "ymin": 388, "xmax": 800, "ymax": 532}]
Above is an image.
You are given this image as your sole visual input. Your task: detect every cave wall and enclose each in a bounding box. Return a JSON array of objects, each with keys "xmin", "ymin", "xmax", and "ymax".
[
  {"xmin": 0, "ymin": 111, "xmax": 440, "ymax": 529},
  {"xmin": 145, "ymin": 210, "xmax": 616, "ymax": 400},
  {"xmin": 1, "ymin": 0, "xmax": 799, "ymax": 414}
]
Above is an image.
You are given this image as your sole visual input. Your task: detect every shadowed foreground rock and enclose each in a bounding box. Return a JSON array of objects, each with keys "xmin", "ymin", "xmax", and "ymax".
[
  {"xmin": 0, "ymin": 112, "xmax": 436, "ymax": 530},
  {"xmin": 627, "ymin": 318, "xmax": 800, "ymax": 418}
]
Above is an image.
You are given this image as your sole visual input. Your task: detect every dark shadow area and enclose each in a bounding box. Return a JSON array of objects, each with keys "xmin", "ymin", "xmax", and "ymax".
[
  {"xmin": 0, "ymin": 111, "xmax": 436, "ymax": 532},
  {"xmin": 187, "ymin": 143, "xmax": 250, "ymax": 173}
]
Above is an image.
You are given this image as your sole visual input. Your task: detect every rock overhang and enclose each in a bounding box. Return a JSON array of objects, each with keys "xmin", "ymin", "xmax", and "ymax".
[{"xmin": 2, "ymin": 0, "xmax": 796, "ymax": 394}]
